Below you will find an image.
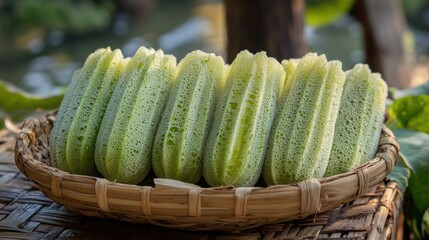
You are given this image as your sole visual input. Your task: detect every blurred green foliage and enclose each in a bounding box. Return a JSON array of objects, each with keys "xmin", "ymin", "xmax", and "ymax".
[
  {"xmin": 399, "ymin": 0, "xmax": 429, "ymax": 33},
  {"xmin": 305, "ymin": 0, "xmax": 355, "ymax": 27},
  {"xmin": 306, "ymin": 0, "xmax": 429, "ymax": 34},
  {"xmin": 424, "ymin": 209, "xmax": 429, "ymax": 237},
  {"xmin": 0, "ymin": 81, "xmax": 64, "ymax": 111},
  {"xmin": 0, "ymin": 0, "xmax": 115, "ymax": 34},
  {"xmin": 387, "ymin": 82, "xmax": 429, "ymax": 239},
  {"xmin": 388, "ymin": 95, "xmax": 429, "ymax": 133},
  {"xmin": 0, "ymin": 80, "xmax": 64, "ymax": 129},
  {"xmin": 402, "ymin": 0, "xmax": 427, "ymax": 14}
]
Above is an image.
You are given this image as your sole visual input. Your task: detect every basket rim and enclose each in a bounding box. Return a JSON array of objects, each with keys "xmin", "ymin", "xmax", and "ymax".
[{"xmin": 14, "ymin": 113, "xmax": 400, "ymax": 231}]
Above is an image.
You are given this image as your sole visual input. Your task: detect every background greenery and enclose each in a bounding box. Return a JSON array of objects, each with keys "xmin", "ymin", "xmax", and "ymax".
[{"xmin": 0, "ymin": 0, "xmax": 428, "ymax": 238}]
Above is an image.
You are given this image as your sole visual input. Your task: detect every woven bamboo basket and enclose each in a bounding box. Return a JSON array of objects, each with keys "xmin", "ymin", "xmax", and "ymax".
[{"xmin": 14, "ymin": 113, "xmax": 399, "ymax": 231}]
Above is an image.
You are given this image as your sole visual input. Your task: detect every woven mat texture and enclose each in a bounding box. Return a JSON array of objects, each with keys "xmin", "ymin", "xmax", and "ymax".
[{"xmin": 0, "ymin": 129, "xmax": 403, "ymax": 240}]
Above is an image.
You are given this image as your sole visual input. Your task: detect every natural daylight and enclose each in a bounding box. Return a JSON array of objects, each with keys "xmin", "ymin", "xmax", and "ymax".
[{"xmin": 0, "ymin": 0, "xmax": 428, "ymax": 239}]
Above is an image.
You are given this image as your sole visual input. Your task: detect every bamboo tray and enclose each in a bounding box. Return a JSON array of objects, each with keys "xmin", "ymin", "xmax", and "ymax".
[{"xmin": 14, "ymin": 113, "xmax": 399, "ymax": 231}]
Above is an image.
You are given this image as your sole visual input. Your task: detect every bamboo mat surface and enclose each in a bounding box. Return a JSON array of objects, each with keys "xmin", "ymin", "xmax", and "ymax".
[{"xmin": 0, "ymin": 128, "xmax": 403, "ymax": 240}]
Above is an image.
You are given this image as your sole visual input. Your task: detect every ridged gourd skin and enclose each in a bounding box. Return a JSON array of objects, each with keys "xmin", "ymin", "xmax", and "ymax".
[
  {"xmin": 280, "ymin": 59, "xmax": 299, "ymax": 93},
  {"xmin": 50, "ymin": 48, "xmax": 126, "ymax": 175},
  {"xmin": 203, "ymin": 50, "xmax": 285, "ymax": 187},
  {"xmin": 324, "ymin": 64, "xmax": 387, "ymax": 176},
  {"xmin": 152, "ymin": 50, "xmax": 225, "ymax": 183},
  {"xmin": 365, "ymin": 74, "xmax": 388, "ymax": 162},
  {"xmin": 95, "ymin": 47, "xmax": 176, "ymax": 184},
  {"xmin": 263, "ymin": 53, "xmax": 345, "ymax": 185},
  {"xmin": 51, "ymin": 49, "xmax": 104, "ymax": 172}
]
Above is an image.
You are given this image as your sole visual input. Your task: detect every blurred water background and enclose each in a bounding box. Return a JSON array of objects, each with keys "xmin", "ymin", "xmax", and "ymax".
[{"xmin": 0, "ymin": 0, "xmax": 429, "ymax": 97}]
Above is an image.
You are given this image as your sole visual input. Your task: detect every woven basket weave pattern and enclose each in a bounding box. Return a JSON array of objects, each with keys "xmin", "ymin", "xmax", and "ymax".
[{"xmin": 14, "ymin": 113, "xmax": 400, "ymax": 231}]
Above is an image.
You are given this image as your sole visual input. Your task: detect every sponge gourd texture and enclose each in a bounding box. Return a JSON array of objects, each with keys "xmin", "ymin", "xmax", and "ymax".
[
  {"xmin": 95, "ymin": 47, "xmax": 176, "ymax": 184},
  {"xmin": 50, "ymin": 48, "xmax": 126, "ymax": 175},
  {"xmin": 203, "ymin": 50, "xmax": 285, "ymax": 187},
  {"xmin": 263, "ymin": 53, "xmax": 345, "ymax": 185},
  {"xmin": 324, "ymin": 64, "xmax": 387, "ymax": 176},
  {"xmin": 152, "ymin": 50, "xmax": 224, "ymax": 183}
]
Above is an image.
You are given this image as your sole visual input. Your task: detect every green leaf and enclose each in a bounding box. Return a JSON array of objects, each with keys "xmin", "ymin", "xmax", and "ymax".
[
  {"xmin": 393, "ymin": 129, "xmax": 429, "ymax": 238},
  {"xmin": 393, "ymin": 129, "xmax": 429, "ymax": 214},
  {"xmin": 388, "ymin": 95, "xmax": 429, "ymax": 134},
  {"xmin": 391, "ymin": 81, "xmax": 429, "ymax": 99},
  {"xmin": 387, "ymin": 152, "xmax": 411, "ymax": 190},
  {"xmin": 410, "ymin": 172, "xmax": 429, "ymax": 219},
  {"xmin": 423, "ymin": 208, "xmax": 429, "ymax": 237},
  {"xmin": 410, "ymin": 208, "xmax": 423, "ymax": 240},
  {"xmin": 0, "ymin": 80, "xmax": 64, "ymax": 112},
  {"xmin": 305, "ymin": 0, "xmax": 355, "ymax": 27}
]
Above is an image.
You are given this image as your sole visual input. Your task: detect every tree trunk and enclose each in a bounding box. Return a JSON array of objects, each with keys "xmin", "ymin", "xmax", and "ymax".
[
  {"xmin": 352, "ymin": 0, "xmax": 412, "ymax": 89},
  {"xmin": 225, "ymin": 0, "xmax": 307, "ymax": 63}
]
